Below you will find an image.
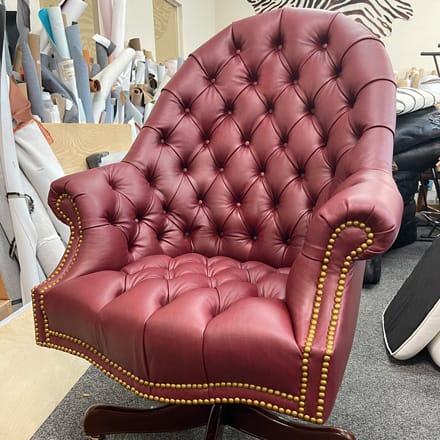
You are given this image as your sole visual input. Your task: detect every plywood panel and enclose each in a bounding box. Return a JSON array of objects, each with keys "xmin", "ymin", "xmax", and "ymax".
[
  {"xmin": 0, "ymin": 306, "xmax": 88, "ymax": 439},
  {"xmin": 45, "ymin": 123, "xmax": 132, "ymax": 175},
  {"xmin": 153, "ymin": 0, "xmax": 179, "ymax": 63}
]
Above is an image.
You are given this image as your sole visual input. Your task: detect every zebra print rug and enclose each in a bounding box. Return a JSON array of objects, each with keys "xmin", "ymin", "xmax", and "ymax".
[{"xmin": 246, "ymin": 0, "xmax": 414, "ymax": 37}]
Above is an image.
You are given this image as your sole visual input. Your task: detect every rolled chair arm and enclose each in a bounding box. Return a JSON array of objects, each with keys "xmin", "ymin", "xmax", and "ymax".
[
  {"xmin": 284, "ymin": 169, "xmax": 402, "ymax": 419},
  {"xmin": 303, "ymin": 169, "xmax": 403, "ymax": 262},
  {"xmin": 37, "ymin": 161, "xmax": 164, "ymax": 290}
]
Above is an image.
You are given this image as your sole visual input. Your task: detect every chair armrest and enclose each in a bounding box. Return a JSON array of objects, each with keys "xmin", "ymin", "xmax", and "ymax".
[
  {"xmin": 36, "ymin": 161, "xmax": 164, "ymax": 290},
  {"xmin": 304, "ymin": 169, "xmax": 403, "ymax": 262},
  {"xmin": 284, "ymin": 169, "xmax": 402, "ymax": 415},
  {"xmin": 287, "ymin": 168, "xmax": 402, "ymax": 332}
]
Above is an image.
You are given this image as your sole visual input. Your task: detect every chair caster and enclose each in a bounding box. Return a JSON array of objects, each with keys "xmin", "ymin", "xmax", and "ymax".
[{"xmin": 363, "ymin": 255, "xmax": 382, "ymax": 285}]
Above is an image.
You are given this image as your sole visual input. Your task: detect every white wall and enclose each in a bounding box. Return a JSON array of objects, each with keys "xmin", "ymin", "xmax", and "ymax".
[
  {"xmin": 7, "ymin": 0, "xmax": 437, "ymax": 78},
  {"xmin": 382, "ymin": 1, "xmax": 440, "ymax": 77},
  {"xmin": 125, "ymin": 0, "xmax": 156, "ymax": 57},
  {"xmin": 125, "ymin": 0, "xmax": 216, "ymax": 60},
  {"xmin": 215, "ymin": 0, "xmax": 252, "ymax": 32},
  {"xmin": 179, "ymin": 0, "xmax": 215, "ymax": 56},
  {"xmin": 214, "ymin": 0, "xmax": 440, "ymax": 78}
]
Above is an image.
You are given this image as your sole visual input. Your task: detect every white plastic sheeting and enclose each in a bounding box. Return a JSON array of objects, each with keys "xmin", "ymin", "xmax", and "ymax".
[{"xmin": 0, "ymin": 22, "xmax": 41, "ymax": 303}]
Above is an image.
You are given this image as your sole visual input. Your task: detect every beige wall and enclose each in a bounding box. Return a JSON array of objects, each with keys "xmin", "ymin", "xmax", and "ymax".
[
  {"xmin": 4, "ymin": 0, "xmax": 215, "ymax": 61},
  {"xmin": 128, "ymin": 0, "xmax": 215, "ymax": 59},
  {"xmin": 382, "ymin": 0, "xmax": 440, "ymax": 77},
  {"xmin": 215, "ymin": 0, "xmax": 252, "ymax": 31},
  {"xmin": 214, "ymin": 0, "xmax": 440, "ymax": 78},
  {"xmin": 7, "ymin": 0, "xmax": 438, "ymax": 78},
  {"xmin": 179, "ymin": 0, "xmax": 215, "ymax": 56},
  {"xmin": 126, "ymin": 0, "xmax": 156, "ymax": 57}
]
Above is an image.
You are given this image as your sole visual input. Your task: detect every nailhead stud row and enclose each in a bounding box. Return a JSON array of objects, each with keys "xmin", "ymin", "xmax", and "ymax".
[
  {"xmin": 32, "ymin": 194, "xmax": 374, "ymax": 425},
  {"xmin": 299, "ymin": 220, "xmax": 373, "ymax": 423}
]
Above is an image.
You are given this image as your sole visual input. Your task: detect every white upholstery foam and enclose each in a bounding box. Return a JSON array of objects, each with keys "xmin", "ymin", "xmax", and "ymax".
[
  {"xmin": 428, "ymin": 331, "xmax": 440, "ymax": 367},
  {"xmin": 383, "ymin": 298, "xmax": 440, "ymax": 360}
]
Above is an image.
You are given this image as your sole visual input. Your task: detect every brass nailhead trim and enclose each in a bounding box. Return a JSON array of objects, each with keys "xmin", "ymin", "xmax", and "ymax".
[
  {"xmin": 33, "ymin": 193, "xmax": 83, "ymax": 343},
  {"xmin": 299, "ymin": 221, "xmax": 373, "ymax": 419},
  {"xmin": 34, "ymin": 196, "xmax": 374, "ymax": 426},
  {"xmin": 37, "ymin": 333, "xmax": 309, "ymax": 421}
]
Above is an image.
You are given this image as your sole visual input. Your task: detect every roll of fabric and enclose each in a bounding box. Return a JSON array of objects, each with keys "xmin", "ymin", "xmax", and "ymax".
[
  {"xmin": 92, "ymin": 47, "xmax": 135, "ymax": 123},
  {"xmin": 134, "ymin": 59, "xmax": 146, "ymax": 84},
  {"xmin": 60, "ymin": 0, "xmax": 88, "ymax": 26},
  {"xmin": 89, "ymin": 78, "xmax": 101, "ymax": 92},
  {"xmin": 130, "ymin": 86, "xmax": 143, "ymax": 107},
  {"xmin": 95, "ymin": 41, "xmax": 113, "ymax": 123},
  {"xmin": 121, "ymin": 90, "xmax": 143, "ymax": 126},
  {"xmin": 27, "ymin": 32, "xmax": 41, "ymax": 85},
  {"xmin": 66, "ymin": 23, "xmax": 94, "ymax": 122},
  {"xmin": 97, "ymin": 0, "xmax": 113, "ymax": 40},
  {"xmin": 21, "ymin": 171, "xmax": 65, "ymax": 276},
  {"xmin": 14, "ymin": 123, "xmax": 69, "ymax": 243},
  {"xmin": 44, "ymin": 7, "xmax": 70, "ymax": 59},
  {"xmin": 21, "ymin": 39, "xmax": 44, "ymax": 119},
  {"xmin": 41, "ymin": 62, "xmax": 78, "ymax": 122}
]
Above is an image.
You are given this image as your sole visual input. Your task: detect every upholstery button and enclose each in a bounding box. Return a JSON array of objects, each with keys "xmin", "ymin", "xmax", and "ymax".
[
  {"xmin": 260, "ymin": 171, "xmax": 265, "ymax": 177},
  {"xmin": 211, "ymin": 78, "xmax": 216, "ymax": 84},
  {"xmin": 134, "ymin": 218, "xmax": 140, "ymax": 223},
  {"xmin": 205, "ymin": 139, "xmax": 210, "ymax": 145},
  {"xmin": 198, "ymin": 199, "xmax": 204, "ymax": 205},
  {"xmin": 252, "ymin": 81, "xmax": 258, "ymax": 86},
  {"xmin": 244, "ymin": 140, "xmax": 250, "ymax": 146},
  {"xmin": 277, "ymin": 44, "xmax": 283, "ymax": 50},
  {"xmin": 283, "ymin": 142, "xmax": 288, "ymax": 148},
  {"xmin": 160, "ymin": 138, "xmax": 165, "ymax": 144},
  {"xmin": 184, "ymin": 231, "xmax": 190, "ymax": 237},
  {"xmin": 218, "ymin": 230, "xmax": 224, "ymax": 237},
  {"xmin": 268, "ymin": 108, "xmax": 273, "ymax": 114},
  {"xmin": 219, "ymin": 167, "xmax": 224, "ymax": 173},
  {"xmin": 252, "ymin": 235, "xmax": 257, "ymax": 241},
  {"xmin": 185, "ymin": 107, "xmax": 190, "ymax": 113},
  {"xmin": 285, "ymin": 238, "xmax": 291, "ymax": 245},
  {"xmin": 236, "ymin": 202, "xmax": 241, "ymax": 207},
  {"xmin": 236, "ymin": 49, "xmax": 241, "ymax": 54},
  {"xmin": 227, "ymin": 110, "xmax": 232, "ymax": 115},
  {"xmin": 183, "ymin": 167, "xmax": 188, "ymax": 173},
  {"xmin": 322, "ymin": 43, "xmax": 328, "ymax": 49}
]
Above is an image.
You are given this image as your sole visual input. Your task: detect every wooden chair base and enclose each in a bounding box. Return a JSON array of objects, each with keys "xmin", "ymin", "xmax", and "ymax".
[{"xmin": 84, "ymin": 403, "xmax": 356, "ymax": 439}]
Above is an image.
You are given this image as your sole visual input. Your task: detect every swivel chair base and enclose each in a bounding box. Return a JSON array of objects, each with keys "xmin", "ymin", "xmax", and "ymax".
[{"xmin": 84, "ymin": 403, "xmax": 355, "ymax": 440}]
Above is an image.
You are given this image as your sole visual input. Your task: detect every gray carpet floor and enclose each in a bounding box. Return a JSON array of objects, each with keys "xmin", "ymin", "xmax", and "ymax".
[{"xmin": 31, "ymin": 240, "xmax": 440, "ymax": 440}]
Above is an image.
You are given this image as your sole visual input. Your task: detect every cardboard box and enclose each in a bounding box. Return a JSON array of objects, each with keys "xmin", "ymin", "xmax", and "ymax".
[{"xmin": 0, "ymin": 274, "xmax": 13, "ymax": 321}]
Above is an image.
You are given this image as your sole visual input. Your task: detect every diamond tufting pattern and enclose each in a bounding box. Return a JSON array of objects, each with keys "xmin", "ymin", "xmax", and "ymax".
[{"xmin": 34, "ymin": 8, "xmax": 403, "ymax": 425}]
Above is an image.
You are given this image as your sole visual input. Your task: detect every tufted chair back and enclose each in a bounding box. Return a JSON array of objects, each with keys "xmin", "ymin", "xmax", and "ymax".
[
  {"xmin": 122, "ymin": 7, "xmax": 396, "ymax": 268},
  {"xmin": 36, "ymin": 8, "xmax": 403, "ymax": 436}
]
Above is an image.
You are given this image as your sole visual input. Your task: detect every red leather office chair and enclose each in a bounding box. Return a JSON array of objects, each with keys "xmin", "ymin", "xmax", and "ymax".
[{"xmin": 33, "ymin": 8, "xmax": 402, "ymax": 439}]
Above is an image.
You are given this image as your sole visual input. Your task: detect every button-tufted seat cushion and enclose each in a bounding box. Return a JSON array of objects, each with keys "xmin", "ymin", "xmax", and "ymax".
[{"xmin": 33, "ymin": 8, "xmax": 402, "ymax": 428}]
